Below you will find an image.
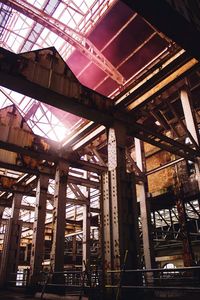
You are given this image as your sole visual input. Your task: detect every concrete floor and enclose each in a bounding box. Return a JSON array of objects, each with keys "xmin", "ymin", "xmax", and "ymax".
[
  {"xmin": 1, "ymin": 290, "xmax": 200, "ymax": 300},
  {"xmin": 0, "ymin": 290, "xmax": 88, "ymax": 300},
  {"xmin": 0, "ymin": 291, "xmax": 35, "ymax": 300}
]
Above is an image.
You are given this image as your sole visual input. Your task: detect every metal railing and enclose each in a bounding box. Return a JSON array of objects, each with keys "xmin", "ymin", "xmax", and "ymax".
[
  {"xmin": 8, "ymin": 269, "xmax": 29, "ymax": 287},
  {"xmin": 7, "ymin": 265, "xmax": 200, "ymax": 299},
  {"xmin": 39, "ymin": 266, "xmax": 103, "ymax": 299},
  {"xmin": 106, "ymin": 266, "xmax": 200, "ymax": 291}
]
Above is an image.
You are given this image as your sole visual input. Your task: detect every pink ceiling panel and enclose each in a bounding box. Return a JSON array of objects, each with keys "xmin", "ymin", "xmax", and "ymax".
[
  {"xmin": 67, "ymin": 50, "xmax": 90, "ymax": 75},
  {"xmin": 95, "ymin": 77, "xmax": 119, "ymax": 96},
  {"xmin": 102, "ymin": 15, "xmax": 154, "ymax": 66},
  {"xmin": 89, "ymin": 1, "xmax": 135, "ymax": 49},
  {"xmin": 66, "ymin": 2, "xmax": 169, "ymax": 100},
  {"xmin": 77, "ymin": 63, "xmax": 106, "ymax": 89},
  {"xmin": 118, "ymin": 34, "xmax": 168, "ymax": 80}
]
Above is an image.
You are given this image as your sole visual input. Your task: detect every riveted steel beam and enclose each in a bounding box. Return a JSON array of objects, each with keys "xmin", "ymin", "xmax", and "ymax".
[{"xmin": 106, "ymin": 123, "xmax": 141, "ymax": 296}]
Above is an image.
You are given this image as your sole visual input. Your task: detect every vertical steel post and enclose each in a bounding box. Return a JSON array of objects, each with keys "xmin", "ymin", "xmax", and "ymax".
[
  {"xmin": 180, "ymin": 88, "xmax": 200, "ymax": 145},
  {"xmin": 82, "ymin": 202, "xmax": 91, "ymax": 270},
  {"xmin": 72, "ymin": 235, "xmax": 77, "ymax": 264},
  {"xmin": 175, "ymin": 183, "xmax": 195, "ymax": 266},
  {"xmin": 82, "ymin": 161, "xmax": 91, "ymax": 290},
  {"xmin": 101, "ymin": 171, "xmax": 112, "ymax": 287},
  {"xmin": 175, "ymin": 160, "xmax": 195, "ymax": 266},
  {"xmin": 108, "ymin": 123, "xmax": 140, "ymax": 291},
  {"xmin": 0, "ymin": 207, "xmax": 4, "ymax": 229},
  {"xmin": 0, "ymin": 193, "xmax": 23, "ymax": 286},
  {"xmin": 29, "ymin": 174, "xmax": 49, "ymax": 285},
  {"xmin": 180, "ymin": 87, "xmax": 200, "ymax": 191},
  {"xmin": 135, "ymin": 138, "xmax": 155, "ymax": 270},
  {"xmin": 169, "ymin": 209, "xmax": 175, "ymax": 239},
  {"xmin": 180, "ymin": 87, "xmax": 199, "ymax": 265},
  {"xmin": 50, "ymin": 161, "xmax": 68, "ymax": 276},
  {"xmin": 11, "ymin": 193, "xmax": 22, "ymax": 220}
]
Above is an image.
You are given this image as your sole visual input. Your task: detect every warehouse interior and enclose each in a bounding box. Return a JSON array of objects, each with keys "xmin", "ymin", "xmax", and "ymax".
[{"xmin": 0, "ymin": 0, "xmax": 200, "ymax": 299}]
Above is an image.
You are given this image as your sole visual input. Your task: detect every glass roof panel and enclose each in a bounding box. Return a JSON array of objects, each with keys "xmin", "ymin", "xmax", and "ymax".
[{"xmin": 0, "ymin": 0, "xmax": 115, "ymax": 141}]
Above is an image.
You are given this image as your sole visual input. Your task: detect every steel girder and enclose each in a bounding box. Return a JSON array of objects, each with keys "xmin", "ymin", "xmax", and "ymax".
[{"xmin": 0, "ymin": 47, "xmax": 200, "ymax": 161}]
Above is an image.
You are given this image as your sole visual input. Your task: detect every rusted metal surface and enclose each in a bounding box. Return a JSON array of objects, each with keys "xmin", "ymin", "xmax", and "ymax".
[
  {"xmin": 0, "ymin": 194, "xmax": 23, "ymax": 286},
  {"xmin": 174, "ymin": 163, "xmax": 195, "ymax": 267},
  {"xmin": 29, "ymin": 174, "xmax": 49, "ymax": 285},
  {"xmin": 50, "ymin": 162, "xmax": 68, "ymax": 273}
]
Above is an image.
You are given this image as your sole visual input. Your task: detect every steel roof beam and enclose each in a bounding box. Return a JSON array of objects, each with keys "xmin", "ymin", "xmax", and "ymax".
[
  {"xmin": 0, "ymin": 67, "xmax": 198, "ymax": 160},
  {"xmin": 0, "ymin": 47, "xmax": 199, "ymax": 160},
  {"xmin": 115, "ymin": 51, "xmax": 199, "ymax": 110},
  {"xmin": 0, "ymin": 140, "xmax": 106, "ymax": 173},
  {"xmin": 0, "ymin": 47, "xmax": 113, "ymax": 126}
]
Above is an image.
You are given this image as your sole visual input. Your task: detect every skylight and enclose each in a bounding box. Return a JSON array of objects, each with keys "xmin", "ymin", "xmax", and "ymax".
[{"xmin": 0, "ymin": 0, "xmax": 116, "ymax": 141}]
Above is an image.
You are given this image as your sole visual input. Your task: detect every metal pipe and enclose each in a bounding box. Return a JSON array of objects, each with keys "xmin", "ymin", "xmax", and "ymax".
[{"xmin": 146, "ymin": 158, "xmax": 184, "ymax": 176}]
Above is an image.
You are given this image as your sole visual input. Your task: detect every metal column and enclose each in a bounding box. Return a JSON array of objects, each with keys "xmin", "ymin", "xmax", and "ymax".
[
  {"xmin": 180, "ymin": 86, "xmax": 200, "ymax": 266},
  {"xmin": 29, "ymin": 174, "xmax": 49, "ymax": 285},
  {"xmin": 72, "ymin": 236, "xmax": 77, "ymax": 264},
  {"xmin": 108, "ymin": 123, "xmax": 140, "ymax": 282},
  {"xmin": 0, "ymin": 193, "xmax": 23, "ymax": 286},
  {"xmin": 180, "ymin": 88, "xmax": 200, "ymax": 145},
  {"xmin": 101, "ymin": 172, "xmax": 112, "ymax": 283},
  {"xmin": 135, "ymin": 138, "xmax": 155, "ymax": 270},
  {"xmin": 175, "ymin": 159, "xmax": 195, "ymax": 266},
  {"xmin": 174, "ymin": 174, "xmax": 195, "ymax": 267},
  {"xmin": 180, "ymin": 87, "xmax": 200, "ymax": 191},
  {"xmin": 0, "ymin": 206, "xmax": 4, "ymax": 229},
  {"xmin": 82, "ymin": 164, "xmax": 91, "ymax": 271},
  {"xmin": 82, "ymin": 202, "xmax": 90, "ymax": 271},
  {"xmin": 50, "ymin": 161, "xmax": 68, "ymax": 276}
]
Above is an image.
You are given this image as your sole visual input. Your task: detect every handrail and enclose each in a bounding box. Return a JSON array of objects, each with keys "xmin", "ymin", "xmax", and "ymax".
[
  {"xmin": 105, "ymin": 266, "xmax": 200, "ymax": 293},
  {"xmin": 107, "ymin": 266, "xmax": 200, "ymax": 273}
]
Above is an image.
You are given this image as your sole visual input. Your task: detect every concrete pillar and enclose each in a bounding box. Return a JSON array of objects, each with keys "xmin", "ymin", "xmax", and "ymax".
[
  {"xmin": 0, "ymin": 194, "xmax": 23, "ymax": 286},
  {"xmin": 50, "ymin": 161, "xmax": 68, "ymax": 276},
  {"xmin": 135, "ymin": 138, "xmax": 155, "ymax": 270},
  {"xmin": 29, "ymin": 174, "xmax": 49, "ymax": 285}
]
